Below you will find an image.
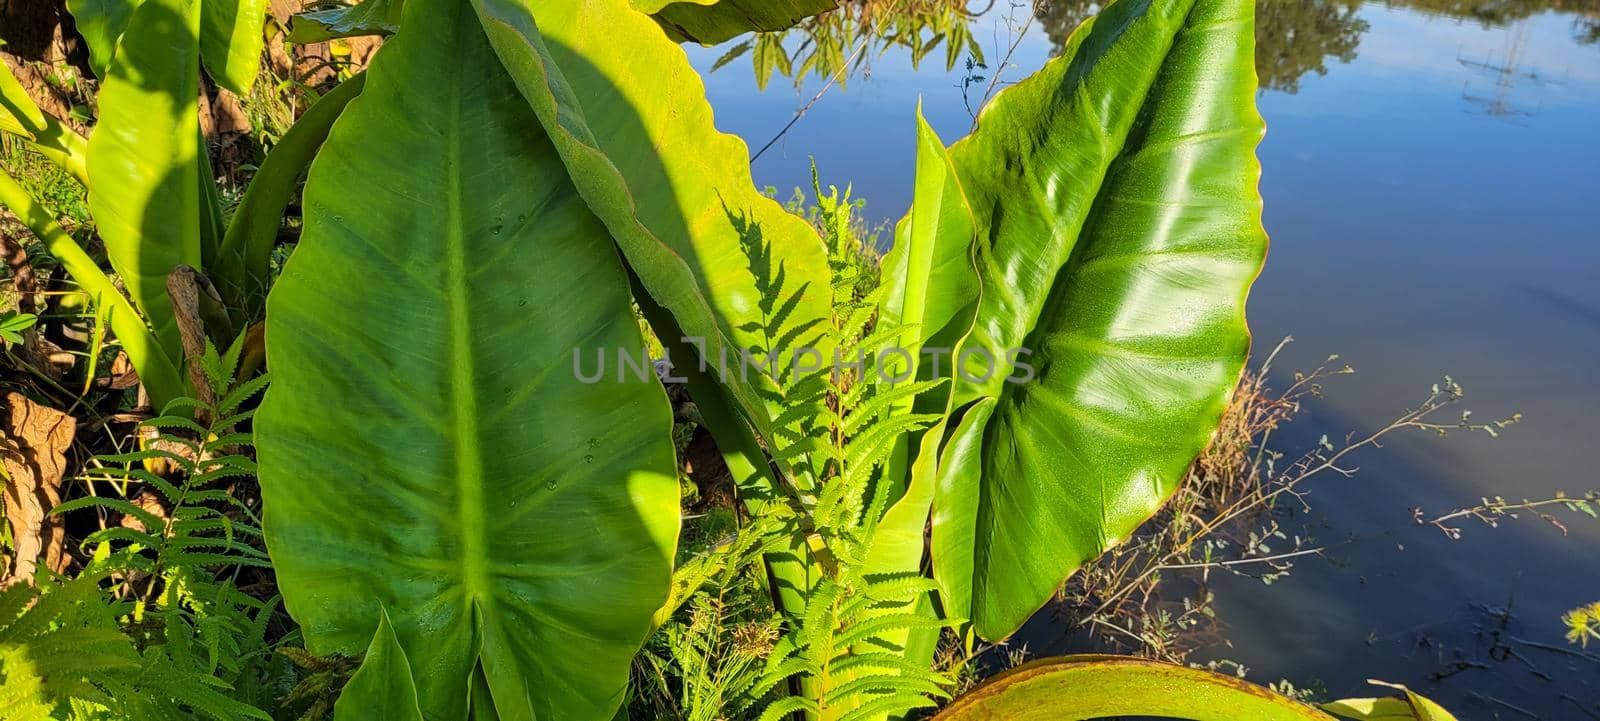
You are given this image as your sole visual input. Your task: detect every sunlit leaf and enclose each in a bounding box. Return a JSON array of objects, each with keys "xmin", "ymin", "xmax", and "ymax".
[
  {"xmin": 1323, "ymin": 682, "xmax": 1462, "ymax": 721},
  {"xmin": 64, "ymin": 0, "xmax": 148, "ymax": 78},
  {"xmin": 936, "ymin": 655, "xmax": 1339, "ymax": 720},
  {"xmin": 257, "ymin": 0, "xmax": 679, "ymax": 718},
  {"xmin": 904, "ymin": 0, "xmax": 1269, "ymax": 639},
  {"xmin": 85, "ymin": 0, "xmax": 209, "ymax": 403},
  {"xmin": 200, "ymin": 0, "xmax": 269, "ymax": 95}
]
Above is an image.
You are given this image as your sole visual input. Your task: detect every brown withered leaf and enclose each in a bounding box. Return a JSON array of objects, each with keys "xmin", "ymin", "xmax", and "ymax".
[
  {"xmin": 118, "ymin": 491, "xmax": 170, "ymax": 534},
  {"xmin": 1, "ymin": 391, "xmax": 75, "ymax": 587},
  {"xmin": 106, "ymin": 350, "xmax": 140, "ymax": 390}
]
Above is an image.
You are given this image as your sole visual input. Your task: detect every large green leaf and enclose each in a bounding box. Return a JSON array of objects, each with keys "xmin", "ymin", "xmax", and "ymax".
[
  {"xmin": 199, "ymin": 0, "xmax": 269, "ymax": 95},
  {"xmin": 472, "ymin": 0, "xmax": 838, "ymax": 640},
  {"xmin": 919, "ymin": 0, "xmax": 1268, "ymax": 639},
  {"xmin": 934, "ymin": 655, "xmax": 1338, "ymax": 720},
  {"xmin": 636, "ymin": 0, "xmax": 839, "ymax": 44},
  {"xmin": 255, "ymin": 0, "xmax": 679, "ymax": 718},
  {"xmin": 878, "ymin": 109, "xmax": 979, "ymax": 370},
  {"xmin": 85, "ymin": 0, "xmax": 207, "ymax": 399},
  {"xmin": 875, "ymin": 107, "xmax": 980, "ymax": 492},
  {"xmin": 937, "ymin": 657, "xmax": 1461, "ymax": 721},
  {"xmin": 472, "ymin": 0, "xmax": 835, "ymax": 447}
]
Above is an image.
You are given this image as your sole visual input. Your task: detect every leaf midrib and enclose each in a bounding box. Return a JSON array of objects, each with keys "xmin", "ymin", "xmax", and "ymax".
[{"xmin": 442, "ymin": 30, "xmax": 491, "ymax": 611}]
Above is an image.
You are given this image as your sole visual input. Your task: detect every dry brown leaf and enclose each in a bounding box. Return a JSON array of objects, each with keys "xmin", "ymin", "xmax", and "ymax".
[
  {"xmin": 118, "ymin": 491, "xmax": 170, "ymax": 535},
  {"xmin": 1, "ymin": 391, "xmax": 76, "ymax": 587}
]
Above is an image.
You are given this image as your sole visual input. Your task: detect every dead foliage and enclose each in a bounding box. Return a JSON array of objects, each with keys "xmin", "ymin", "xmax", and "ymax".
[{"xmin": 1, "ymin": 391, "xmax": 75, "ymax": 587}]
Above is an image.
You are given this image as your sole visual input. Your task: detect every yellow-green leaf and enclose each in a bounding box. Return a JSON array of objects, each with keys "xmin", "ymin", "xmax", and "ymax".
[
  {"xmin": 936, "ymin": 655, "xmax": 1337, "ymax": 721},
  {"xmin": 200, "ymin": 0, "xmax": 269, "ymax": 95},
  {"xmin": 85, "ymin": 0, "xmax": 207, "ymax": 400},
  {"xmin": 1323, "ymin": 682, "xmax": 1461, "ymax": 721},
  {"xmin": 0, "ymin": 66, "xmax": 47, "ymax": 139}
]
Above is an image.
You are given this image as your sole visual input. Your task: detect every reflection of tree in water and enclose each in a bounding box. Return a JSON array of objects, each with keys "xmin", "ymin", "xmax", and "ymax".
[
  {"xmin": 1388, "ymin": 0, "xmax": 1600, "ymax": 45},
  {"xmin": 1384, "ymin": 0, "xmax": 1592, "ymax": 25},
  {"xmin": 738, "ymin": 0, "xmax": 1598, "ymax": 95},
  {"xmin": 1034, "ymin": 0, "xmax": 1369, "ymax": 94},
  {"xmin": 721, "ymin": 0, "xmax": 984, "ymax": 90},
  {"xmin": 1256, "ymin": 0, "xmax": 1368, "ymax": 93},
  {"xmin": 1033, "ymin": 0, "xmax": 1598, "ymax": 95},
  {"xmin": 1033, "ymin": 0, "xmax": 1099, "ymax": 52},
  {"xmin": 1579, "ymin": 16, "xmax": 1600, "ymax": 43},
  {"xmin": 1376, "ymin": 0, "xmax": 1600, "ymax": 47}
]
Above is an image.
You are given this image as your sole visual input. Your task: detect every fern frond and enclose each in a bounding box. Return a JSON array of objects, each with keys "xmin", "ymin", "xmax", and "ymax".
[
  {"xmin": 843, "ymin": 380, "xmax": 945, "ymax": 435},
  {"xmin": 825, "ymin": 673, "xmax": 951, "ymax": 703},
  {"xmin": 757, "ymin": 695, "xmax": 822, "ymax": 721},
  {"xmin": 828, "ymin": 652, "xmax": 937, "ymax": 678},
  {"xmin": 53, "ymin": 495, "xmax": 164, "ymax": 530},
  {"xmin": 832, "ymin": 690, "xmax": 941, "ymax": 721},
  {"xmin": 833, "ymin": 613, "xmax": 950, "ymax": 651},
  {"xmin": 142, "ymin": 414, "xmax": 212, "ymax": 436},
  {"xmin": 861, "ymin": 574, "xmax": 942, "ymax": 603},
  {"xmin": 81, "ymin": 526, "xmax": 163, "ymax": 549},
  {"xmin": 217, "ymin": 374, "xmax": 269, "ymax": 416}
]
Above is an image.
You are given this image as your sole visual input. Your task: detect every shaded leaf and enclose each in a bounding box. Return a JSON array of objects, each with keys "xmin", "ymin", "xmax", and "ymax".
[
  {"xmin": 287, "ymin": 0, "xmax": 404, "ymax": 43},
  {"xmin": 473, "ymin": 0, "xmax": 835, "ymax": 445},
  {"xmin": 330, "ymin": 610, "xmax": 424, "ymax": 721},
  {"xmin": 638, "ymin": 0, "xmax": 839, "ymax": 44}
]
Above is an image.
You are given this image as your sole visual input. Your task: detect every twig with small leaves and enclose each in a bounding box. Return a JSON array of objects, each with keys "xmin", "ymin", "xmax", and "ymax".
[
  {"xmin": 1416, "ymin": 491, "xmax": 1599, "ymax": 540},
  {"xmin": 965, "ymin": 0, "xmax": 1037, "ymax": 122}
]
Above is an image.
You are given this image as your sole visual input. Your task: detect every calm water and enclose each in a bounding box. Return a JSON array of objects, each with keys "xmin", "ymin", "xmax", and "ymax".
[{"xmin": 689, "ymin": 2, "xmax": 1600, "ymax": 717}]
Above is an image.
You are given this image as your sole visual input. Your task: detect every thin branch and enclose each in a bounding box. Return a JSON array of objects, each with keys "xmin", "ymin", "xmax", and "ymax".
[{"xmin": 750, "ymin": 34, "xmax": 873, "ymax": 164}]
